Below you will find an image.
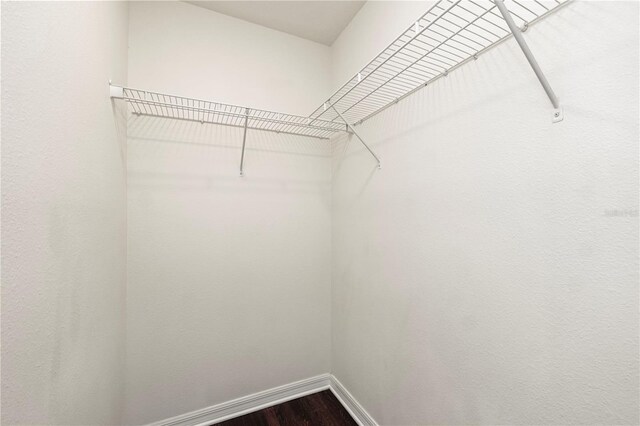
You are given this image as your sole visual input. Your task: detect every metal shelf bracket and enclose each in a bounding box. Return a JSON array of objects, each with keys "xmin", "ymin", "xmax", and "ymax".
[
  {"xmin": 331, "ymin": 105, "xmax": 381, "ymax": 169},
  {"xmin": 239, "ymin": 108, "xmax": 250, "ymax": 177},
  {"xmin": 494, "ymin": 0, "xmax": 563, "ymax": 123}
]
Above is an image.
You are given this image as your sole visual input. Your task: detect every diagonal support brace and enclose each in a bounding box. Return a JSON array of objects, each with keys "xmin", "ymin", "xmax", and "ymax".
[
  {"xmin": 239, "ymin": 108, "xmax": 249, "ymax": 176},
  {"xmin": 331, "ymin": 105, "xmax": 381, "ymax": 168},
  {"xmin": 495, "ymin": 0, "xmax": 563, "ymax": 122}
]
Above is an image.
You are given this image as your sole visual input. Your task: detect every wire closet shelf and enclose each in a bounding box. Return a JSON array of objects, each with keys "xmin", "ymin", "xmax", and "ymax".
[
  {"xmin": 310, "ymin": 0, "xmax": 568, "ymax": 126},
  {"xmin": 111, "ymin": 0, "xmax": 569, "ymax": 173},
  {"xmin": 115, "ymin": 86, "xmax": 346, "ymax": 140}
]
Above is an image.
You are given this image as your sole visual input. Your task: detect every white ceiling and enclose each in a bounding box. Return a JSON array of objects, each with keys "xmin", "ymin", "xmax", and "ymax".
[{"xmin": 184, "ymin": 1, "xmax": 366, "ymax": 46}]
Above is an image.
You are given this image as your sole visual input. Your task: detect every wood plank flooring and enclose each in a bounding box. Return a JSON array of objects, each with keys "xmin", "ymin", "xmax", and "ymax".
[{"xmin": 216, "ymin": 390, "xmax": 358, "ymax": 426}]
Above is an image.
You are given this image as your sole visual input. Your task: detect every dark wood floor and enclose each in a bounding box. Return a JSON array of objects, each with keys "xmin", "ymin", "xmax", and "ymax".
[{"xmin": 217, "ymin": 390, "xmax": 358, "ymax": 426}]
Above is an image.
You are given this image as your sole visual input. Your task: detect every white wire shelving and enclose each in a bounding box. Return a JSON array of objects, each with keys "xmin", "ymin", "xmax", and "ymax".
[
  {"xmin": 111, "ymin": 0, "xmax": 569, "ymax": 174},
  {"xmin": 110, "ymin": 86, "xmax": 346, "ymax": 140},
  {"xmin": 110, "ymin": 86, "xmax": 348, "ymax": 175},
  {"xmin": 310, "ymin": 0, "xmax": 569, "ymax": 127}
]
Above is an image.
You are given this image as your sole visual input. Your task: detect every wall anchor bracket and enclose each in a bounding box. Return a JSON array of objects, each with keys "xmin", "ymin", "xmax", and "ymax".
[
  {"xmin": 552, "ymin": 107, "xmax": 564, "ymax": 123},
  {"xmin": 109, "ymin": 83, "xmax": 124, "ymax": 99}
]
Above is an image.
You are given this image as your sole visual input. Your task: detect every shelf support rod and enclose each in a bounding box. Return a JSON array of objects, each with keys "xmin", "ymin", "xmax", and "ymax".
[
  {"xmin": 331, "ymin": 105, "xmax": 381, "ymax": 168},
  {"xmin": 239, "ymin": 108, "xmax": 249, "ymax": 176},
  {"xmin": 494, "ymin": 0, "xmax": 561, "ymax": 114}
]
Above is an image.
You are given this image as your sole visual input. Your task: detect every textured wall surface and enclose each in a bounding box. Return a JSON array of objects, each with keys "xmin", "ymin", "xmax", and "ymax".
[
  {"xmin": 2, "ymin": 2, "xmax": 638, "ymax": 425},
  {"xmin": 1, "ymin": 2, "xmax": 129, "ymax": 425},
  {"xmin": 330, "ymin": 1, "xmax": 639, "ymax": 425},
  {"xmin": 124, "ymin": 3, "xmax": 332, "ymax": 424}
]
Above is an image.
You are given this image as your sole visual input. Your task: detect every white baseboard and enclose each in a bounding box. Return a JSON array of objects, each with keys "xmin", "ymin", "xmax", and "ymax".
[
  {"xmin": 149, "ymin": 373, "xmax": 378, "ymax": 426},
  {"xmin": 329, "ymin": 375, "xmax": 378, "ymax": 426}
]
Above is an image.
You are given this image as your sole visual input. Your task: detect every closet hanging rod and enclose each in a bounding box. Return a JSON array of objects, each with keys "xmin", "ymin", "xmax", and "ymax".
[{"xmin": 309, "ymin": 0, "xmax": 570, "ymax": 126}]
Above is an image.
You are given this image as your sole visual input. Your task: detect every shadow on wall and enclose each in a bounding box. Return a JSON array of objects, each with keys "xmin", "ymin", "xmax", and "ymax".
[
  {"xmin": 126, "ymin": 114, "xmax": 332, "ymax": 195},
  {"xmin": 111, "ymin": 97, "xmax": 129, "ymax": 166},
  {"xmin": 331, "ymin": 131, "xmax": 379, "ymax": 204}
]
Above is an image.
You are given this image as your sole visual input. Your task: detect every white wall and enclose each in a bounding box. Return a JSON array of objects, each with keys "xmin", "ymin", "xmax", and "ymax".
[
  {"xmin": 2, "ymin": 2, "xmax": 637, "ymax": 425},
  {"xmin": 330, "ymin": 1, "xmax": 431, "ymax": 92},
  {"xmin": 124, "ymin": 3, "xmax": 332, "ymax": 424},
  {"xmin": 128, "ymin": 1, "xmax": 331, "ymax": 115},
  {"xmin": 331, "ymin": 1, "xmax": 639, "ymax": 425},
  {"xmin": 1, "ymin": 2, "xmax": 129, "ymax": 425}
]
